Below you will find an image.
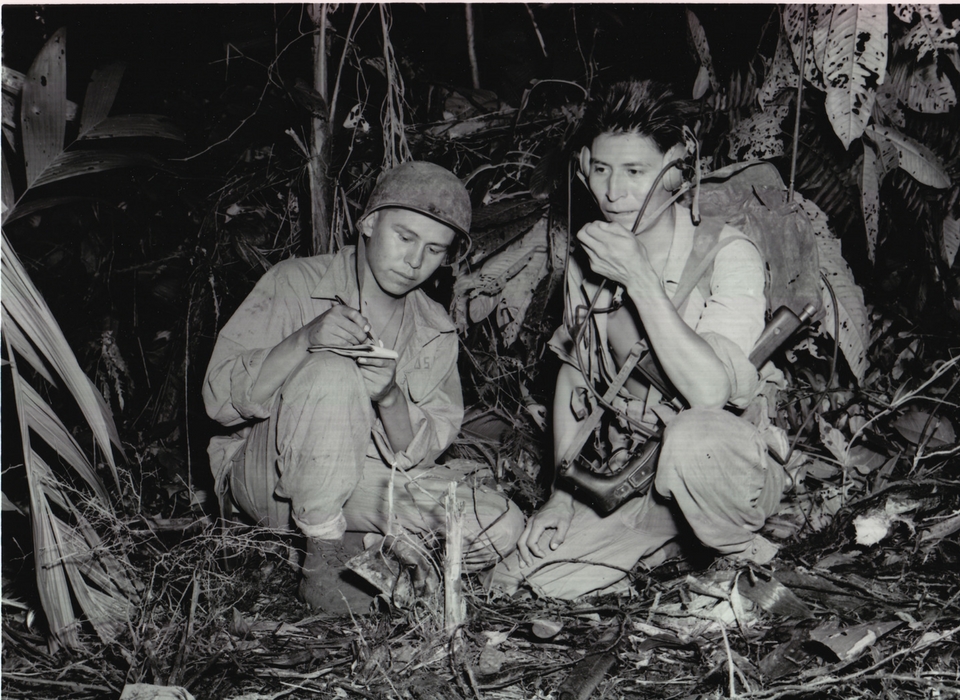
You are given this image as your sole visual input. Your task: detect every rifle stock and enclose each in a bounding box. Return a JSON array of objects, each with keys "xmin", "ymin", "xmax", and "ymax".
[{"xmin": 558, "ymin": 303, "xmax": 816, "ymax": 514}]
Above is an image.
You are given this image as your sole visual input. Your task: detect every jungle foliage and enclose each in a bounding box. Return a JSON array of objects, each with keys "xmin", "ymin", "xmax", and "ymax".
[{"xmin": 1, "ymin": 4, "xmax": 959, "ymax": 699}]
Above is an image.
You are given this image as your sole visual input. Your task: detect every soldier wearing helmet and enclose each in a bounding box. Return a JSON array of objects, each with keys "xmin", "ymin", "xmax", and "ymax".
[{"xmin": 203, "ymin": 162, "xmax": 523, "ymax": 614}]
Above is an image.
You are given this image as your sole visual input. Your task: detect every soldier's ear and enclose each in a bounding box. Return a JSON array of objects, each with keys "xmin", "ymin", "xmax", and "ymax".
[
  {"xmin": 576, "ymin": 146, "xmax": 591, "ymax": 185},
  {"xmin": 359, "ymin": 212, "xmax": 377, "ymax": 238}
]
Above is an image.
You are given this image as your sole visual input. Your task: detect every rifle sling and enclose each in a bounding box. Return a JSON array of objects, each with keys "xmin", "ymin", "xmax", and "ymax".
[{"xmin": 558, "ymin": 341, "xmax": 644, "ymax": 471}]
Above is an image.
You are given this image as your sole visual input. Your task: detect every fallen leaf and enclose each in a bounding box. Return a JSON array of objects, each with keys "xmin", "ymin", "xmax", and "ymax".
[
  {"xmin": 920, "ymin": 511, "xmax": 960, "ymax": 544},
  {"xmin": 893, "ymin": 410, "xmax": 955, "ymax": 447},
  {"xmin": 120, "ymin": 685, "xmax": 196, "ymax": 700},
  {"xmin": 738, "ymin": 575, "xmax": 814, "ymax": 619},
  {"xmin": 808, "ymin": 620, "xmax": 902, "ymax": 661},
  {"xmin": 531, "ymin": 618, "xmax": 564, "ymax": 638},
  {"xmin": 477, "ymin": 644, "xmax": 507, "ymax": 675}
]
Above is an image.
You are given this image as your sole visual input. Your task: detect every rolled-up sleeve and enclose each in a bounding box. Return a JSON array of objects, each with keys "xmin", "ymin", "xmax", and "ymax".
[
  {"xmin": 372, "ymin": 330, "xmax": 463, "ymax": 469},
  {"xmin": 203, "ymin": 261, "xmax": 322, "ymax": 426},
  {"xmin": 694, "ymin": 235, "xmax": 766, "ymax": 406}
]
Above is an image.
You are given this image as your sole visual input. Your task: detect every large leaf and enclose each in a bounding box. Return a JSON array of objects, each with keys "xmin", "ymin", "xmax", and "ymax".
[
  {"xmin": 898, "ymin": 4, "xmax": 960, "ymax": 60},
  {"xmin": 79, "ymin": 62, "xmax": 125, "ymax": 137},
  {"xmin": 758, "ymin": 32, "xmax": 800, "ymax": 110},
  {"xmin": 21, "ymin": 28, "xmax": 67, "ymax": 188},
  {"xmin": 795, "ymin": 195, "xmax": 870, "ymax": 382},
  {"xmin": 784, "ymin": 5, "xmax": 827, "ymax": 89},
  {"xmin": 728, "ymin": 105, "xmax": 789, "ymax": 161},
  {"xmin": 5, "ymin": 349, "xmax": 80, "ymax": 651},
  {"xmin": 78, "ymin": 114, "xmax": 185, "ymax": 142},
  {"xmin": 1, "ymin": 149, "xmax": 13, "ymax": 214},
  {"xmin": 1, "ymin": 195, "xmax": 98, "ymax": 225},
  {"xmin": 940, "ymin": 216, "xmax": 960, "ymax": 267},
  {"xmin": 18, "ymin": 380, "xmax": 110, "ymax": 503},
  {"xmin": 860, "ymin": 144, "xmax": 881, "ymax": 263},
  {"xmin": 905, "ymin": 62, "xmax": 956, "ymax": 113},
  {"xmin": 821, "ymin": 5, "xmax": 888, "ymax": 149},
  {"xmin": 942, "ymin": 216, "xmax": 960, "ymax": 268},
  {"xmin": 873, "ymin": 81, "xmax": 906, "ymax": 127},
  {"xmin": 863, "ymin": 125, "xmax": 951, "ymax": 188},
  {"xmin": 686, "ymin": 10, "xmax": 718, "ymax": 98},
  {"xmin": 2, "ymin": 233, "xmax": 123, "ymax": 478},
  {"xmin": 30, "ymin": 149, "xmax": 170, "ymax": 189}
]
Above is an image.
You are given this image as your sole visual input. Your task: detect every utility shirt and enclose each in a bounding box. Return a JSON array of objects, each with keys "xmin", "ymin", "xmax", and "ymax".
[
  {"xmin": 203, "ymin": 246, "xmax": 464, "ymax": 497},
  {"xmin": 550, "ymin": 204, "xmax": 766, "ymax": 410}
]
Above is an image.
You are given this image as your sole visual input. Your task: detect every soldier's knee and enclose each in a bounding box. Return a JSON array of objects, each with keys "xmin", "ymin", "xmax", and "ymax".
[
  {"xmin": 283, "ymin": 352, "xmax": 362, "ymax": 398},
  {"xmin": 657, "ymin": 408, "xmax": 729, "ymax": 488}
]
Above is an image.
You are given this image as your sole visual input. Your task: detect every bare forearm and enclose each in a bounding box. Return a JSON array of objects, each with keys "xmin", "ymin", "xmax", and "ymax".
[
  {"xmin": 626, "ymin": 285, "xmax": 730, "ymax": 408},
  {"xmin": 248, "ymin": 328, "xmax": 309, "ymax": 406}
]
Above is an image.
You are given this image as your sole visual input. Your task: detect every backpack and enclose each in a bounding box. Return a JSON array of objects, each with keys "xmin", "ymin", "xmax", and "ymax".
[{"xmin": 672, "ymin": 161, "xmax": 822, "ymax": 324}]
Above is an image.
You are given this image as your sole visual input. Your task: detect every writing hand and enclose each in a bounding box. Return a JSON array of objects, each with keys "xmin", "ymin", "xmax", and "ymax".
[{"xmin": 302, "ymin": 304, "xmax": 371, "ymax": 349}]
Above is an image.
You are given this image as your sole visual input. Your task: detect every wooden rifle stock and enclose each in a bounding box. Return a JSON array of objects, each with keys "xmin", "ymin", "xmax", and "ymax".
[{"xmin": 559, "ymin": 304, "xmax": 816, "ymax": 514}]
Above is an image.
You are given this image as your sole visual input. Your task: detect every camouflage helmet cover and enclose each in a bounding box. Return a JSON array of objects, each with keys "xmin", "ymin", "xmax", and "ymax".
[{"xmin": 362, "ymin": 161, "xmax": 472, "ymax": 239}]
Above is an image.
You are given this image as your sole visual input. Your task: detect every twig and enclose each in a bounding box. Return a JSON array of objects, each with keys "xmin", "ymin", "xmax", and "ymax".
[
  {"xmin": 524, "ymin": 4, "xmax": 549, "ymax": 58},
  {"xmin": 444, "ymin": 482, "xmax": 465, "ymax": 636},
  {"xmin": 788, "ymin": 4, "xmax": 808, "ymax": 202},
  {"xmin": 465, "ymin": 5, "xmax": 481, "ymax": 90},
  {"xmin": 720, "ymin": 624, "xmax": 737, "ymax": 699}
]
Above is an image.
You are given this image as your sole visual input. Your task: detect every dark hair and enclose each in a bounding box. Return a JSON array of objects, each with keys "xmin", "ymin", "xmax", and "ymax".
[{"xmin": 577, "ymin": 79, "xmax": 697, "ymax": 154}]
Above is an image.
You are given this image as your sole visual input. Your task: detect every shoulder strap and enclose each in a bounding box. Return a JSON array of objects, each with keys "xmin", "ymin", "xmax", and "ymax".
[{"xmin": 671, "ymin": 219, "xmax": 751, "ymax": 313}]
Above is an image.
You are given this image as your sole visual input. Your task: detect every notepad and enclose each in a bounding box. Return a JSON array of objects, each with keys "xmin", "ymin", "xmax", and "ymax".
[{"xmin": 308, "ymin": 343, "xmax": 399, "ymax": 360}]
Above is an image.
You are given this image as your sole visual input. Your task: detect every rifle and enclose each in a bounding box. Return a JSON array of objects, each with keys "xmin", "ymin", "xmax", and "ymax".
[{"xmin": 557, "ymin": 303, "xmax": 816, "ymax": 514}]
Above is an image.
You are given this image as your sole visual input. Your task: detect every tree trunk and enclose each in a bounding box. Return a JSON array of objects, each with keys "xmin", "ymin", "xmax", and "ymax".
[{"xmin": 308, "ymin": 4, "xmax": 331, "ymax": 254}]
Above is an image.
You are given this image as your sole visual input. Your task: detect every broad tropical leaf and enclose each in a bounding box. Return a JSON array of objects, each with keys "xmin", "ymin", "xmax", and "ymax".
[
  {"xmin": 795, "ymin": 194, "xmax": 870, "ymax": 382},
  {"xmin": 897, "ymin": 4, "xmax": 960, "ymax": 60},
  {"xmin": 79, "ymin": 114, "xmax": 185, "ymax": 142},
  {"xmin": 78, "ymin": 62, "xmax": 125, "ymax": 137},
  {"xmin": 863, "ymin": 124, "xmax": 951, "ymax": 188},
  {"xmin": 873, "ymin": 81, "xmax": 906, "ymax": 127},
  {"xmin": 29, "ymin": 149, "xmax": 170, "ymax": 189},
  {"xmin": 686, "ymin": 10, "xmax": 718, "ymax": 98},
  {"xmin": 943, "ymin": 216, "xmax": 960, "ymax": 267},
  {"xmin": 821, "ymin": 5, "xmax": 888, "ymax": 149},
  {"xmin": 2, "ymin": 233, "xmax": 123, "ymax": 480},
  {"xmin": 860, "ymin": 144, "xmax": 881, "ymax": 263},
  {"xmin": 904, "ymin": 62, "xmax": 956, "ymax": 113},
  {"xmin": 2, "ymin": 244, "xmax": 139, "ymax": 649},
  {"xmin": 18, "ymin": 380, "xmax": 110, "ymax": 503},
  {"xmin": 2, "ymin": 195, "xmax": 97, "ymax": 225},
  {"xmin": 1, "ymin": 153, "xmax": 13, "ymax": 214},
  {"xmin": 784, "ymin": 5, "xmax": 827, "ymax": 89},
  {"xmin": 21, "ymin": 28, "xmax": 67, "ymax": 188},
  {"xmin": 728, "ymin": 105, "xmax": 789, "ymax": 161},
  {"xmin": 758, "ymin": 32, "xmax": 800, "ymax": 109}
]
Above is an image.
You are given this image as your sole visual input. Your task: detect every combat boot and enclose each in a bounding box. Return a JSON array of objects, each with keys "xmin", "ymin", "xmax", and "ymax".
[{"xmin": 298, "ymin": 534, "xmax": 376, "ymax": 615}]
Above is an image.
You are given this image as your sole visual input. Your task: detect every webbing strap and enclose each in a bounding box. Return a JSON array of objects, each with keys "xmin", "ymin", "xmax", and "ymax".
[
  {"xmin": 558, "ymin": 341, "xmax": 644, "ymax": 471},
  {"xmin": 671, "ymin": 221, "xmax": 752, "ymax": 312}
]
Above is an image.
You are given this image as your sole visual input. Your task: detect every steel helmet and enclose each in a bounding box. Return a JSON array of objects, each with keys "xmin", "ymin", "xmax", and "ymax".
[{"xmin": 362, "ymin": 161, "xmax": 472, "ymax": 239}]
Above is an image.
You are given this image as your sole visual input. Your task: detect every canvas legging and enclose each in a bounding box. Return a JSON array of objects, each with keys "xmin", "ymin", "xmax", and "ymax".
[
  {"xmin": 228, "ymin": 351, "xmax": 523, "ymax": 568},
  {"xmin": 490, "ymin": 407, "xmax": 786, "ymax": 599}
]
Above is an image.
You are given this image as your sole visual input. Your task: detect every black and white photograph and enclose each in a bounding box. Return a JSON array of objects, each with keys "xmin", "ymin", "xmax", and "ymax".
[{"xmin": 2, "ymin": 3, "xmax": 959, "ymax": 698}]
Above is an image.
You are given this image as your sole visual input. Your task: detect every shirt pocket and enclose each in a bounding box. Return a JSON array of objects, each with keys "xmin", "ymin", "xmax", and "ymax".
[{"xmin": 404, "ymin": 368, "xmax": 437, "ymax": 404}]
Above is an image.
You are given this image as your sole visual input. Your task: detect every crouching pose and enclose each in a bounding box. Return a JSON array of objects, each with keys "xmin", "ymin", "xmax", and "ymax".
[
  {"xmin": 491, "ymin": 80, "xmax": 787, "ymax": 600},
  {"xmin": 204, "ymin": 162, "xmax": 523, "ymax": 613}
]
